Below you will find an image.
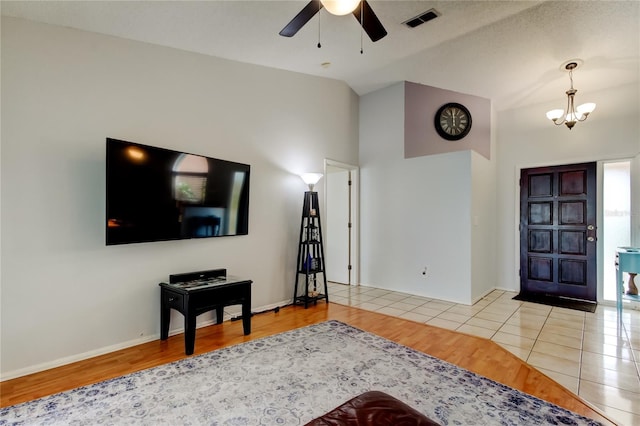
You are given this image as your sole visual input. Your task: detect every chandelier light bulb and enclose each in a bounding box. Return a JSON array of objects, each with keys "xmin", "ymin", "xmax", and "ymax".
[{"xmin": 320, "ymin": 0, "xmax": 360, "ymax": 16}]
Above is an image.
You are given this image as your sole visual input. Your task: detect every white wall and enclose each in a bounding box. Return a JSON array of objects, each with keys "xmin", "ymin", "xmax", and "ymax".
[
  {"xmin": 470, "ymin": 149, "xmax": 498, "ymax": 302},
  {"xmin": 359, "ymin": 83, "xmax": 474, "ymax": 304},
  {"xmin": 0, "ymin": 17, "xmax": 359, "ymax": 379},
  {"xmin": 495, "ymin": 82, "xmax": 640, "ymax": 294}
]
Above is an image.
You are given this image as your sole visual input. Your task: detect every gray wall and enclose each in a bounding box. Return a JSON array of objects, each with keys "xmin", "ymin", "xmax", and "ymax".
[
  {"xmin": 0, "ymin": 17, "xmax": 359, "ymax": 379},
  {"xmin": 404, "ymin": 81, "xmax": 491, "ymax": 160},
  {"xmin": 359, "ymin": 83, "xmax": 478, "ymax": 304}
]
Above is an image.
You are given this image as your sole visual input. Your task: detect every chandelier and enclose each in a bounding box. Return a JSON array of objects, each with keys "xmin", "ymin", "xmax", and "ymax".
[{"xmin": 545, "ymin": 61, "xmax": 596, "ymax": 130}]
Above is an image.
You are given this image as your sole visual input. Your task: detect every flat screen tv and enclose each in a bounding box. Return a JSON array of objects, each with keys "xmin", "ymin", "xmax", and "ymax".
[{"xmin": 106, "ymin": 138, "xmax": 250, "ymax": 245}]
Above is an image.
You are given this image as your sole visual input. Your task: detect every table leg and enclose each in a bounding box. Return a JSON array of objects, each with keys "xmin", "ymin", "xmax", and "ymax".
[
  {"xmin": 617, "ymin": 268, "xmax": 623, "ymax": 317},
  {"xmin": 184, "ymin": 313, "xmax": 197, "ymax": 355},
  {"xmin": 242, "ymin": 300, "xmax": 251, "ymax": 335},
  {"xmin": 160, "ymin": 296, "xmax": 170, "ymax": 341}
]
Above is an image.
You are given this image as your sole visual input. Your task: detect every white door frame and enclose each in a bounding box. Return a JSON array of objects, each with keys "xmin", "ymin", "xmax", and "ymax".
[{"xmin": 324, "ymin": 159, "xmax": 359, "ymax": 286}]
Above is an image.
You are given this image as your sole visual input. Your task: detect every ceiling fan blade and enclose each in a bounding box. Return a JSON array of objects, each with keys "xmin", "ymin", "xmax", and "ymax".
[
  {"xmin": 352, "ymin": 0, "xmax": 387, "ymax": 42},
  {"xmin": 279, "ymin": 0, "xmax": 323, "ymax": 37}
]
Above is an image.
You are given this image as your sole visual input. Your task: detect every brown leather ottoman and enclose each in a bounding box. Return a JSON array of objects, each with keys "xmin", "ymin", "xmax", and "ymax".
[{"xmin": 305, "ymin": 390, "xmax": 440, "ymax": 425}]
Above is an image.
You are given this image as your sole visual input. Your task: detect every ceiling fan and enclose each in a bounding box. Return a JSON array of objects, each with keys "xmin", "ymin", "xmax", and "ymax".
[{"xmin": 279, "ymin": 0, "xmax": 387, "ymax": 42}]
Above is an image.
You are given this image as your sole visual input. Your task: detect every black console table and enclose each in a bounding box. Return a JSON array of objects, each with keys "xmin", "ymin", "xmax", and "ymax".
[{"xmin": 159, "ymin": 269, "xmax": 252, "ymax": 355}]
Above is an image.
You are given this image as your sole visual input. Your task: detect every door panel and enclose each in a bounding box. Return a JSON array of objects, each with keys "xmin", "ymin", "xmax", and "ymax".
[
  {"xmin": 520, "ymin": 162, "xmax": 597, "ymax": 301},
  {"xmin": 326, "ymin": 169, "xmax": 350, "ymax": 284}
]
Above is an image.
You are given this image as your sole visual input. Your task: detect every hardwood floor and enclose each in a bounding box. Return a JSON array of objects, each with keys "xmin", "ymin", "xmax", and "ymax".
[{"xmin": 0, "ymin": 303, "xmax": 615, "ymax": 424}]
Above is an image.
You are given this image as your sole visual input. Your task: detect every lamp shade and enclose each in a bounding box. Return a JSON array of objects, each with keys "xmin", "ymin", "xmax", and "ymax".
[
  {"xmin": 300, "ymin": 173, "xmax": 323, "ymax": 191},
  {"xmin": 546, "ymin": 109, "xmax": 564, "ymax": 121},
  {"xmin": 576, "ymin": 103, "xmax": 596, "ymax": 116},
  {"xmin": 320, "ymin": 0, "xmax": 360, "ymax": 16}
]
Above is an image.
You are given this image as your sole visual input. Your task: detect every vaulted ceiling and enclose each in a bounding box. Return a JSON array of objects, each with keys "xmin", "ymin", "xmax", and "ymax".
[{"xmin": 2, "ymin": 1, "xmax": 638, "ymax": 111}]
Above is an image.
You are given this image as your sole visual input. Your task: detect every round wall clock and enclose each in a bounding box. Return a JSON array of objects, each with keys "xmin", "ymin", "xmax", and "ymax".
[{"xmin": 434, "ymin": 102, "xmax": 472, "ymax": 141}]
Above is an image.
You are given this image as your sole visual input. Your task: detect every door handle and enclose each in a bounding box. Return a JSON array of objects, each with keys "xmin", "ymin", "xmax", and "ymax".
[
  {"xmin": 587, "ymin": 236, "xmax": 595, "ymax": 242},
  {"xmin": 587, "ymin": 224, "xmax": 596, "ymax": 242}
]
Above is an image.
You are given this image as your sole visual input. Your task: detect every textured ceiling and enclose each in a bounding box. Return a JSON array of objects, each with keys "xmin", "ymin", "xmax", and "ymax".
[{"xmin": 2, "ymin": 1, "xmax": 639, "ymax": 110}]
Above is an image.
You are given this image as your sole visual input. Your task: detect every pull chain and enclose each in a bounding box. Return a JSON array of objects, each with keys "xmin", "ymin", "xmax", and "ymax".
[
  {"xmin": 360, "ymin": 0, "xmax": 364, "ymax": 54},
  {"xmin": 317, "ymin": 3, "xmax": 322, "ymax": 48}
]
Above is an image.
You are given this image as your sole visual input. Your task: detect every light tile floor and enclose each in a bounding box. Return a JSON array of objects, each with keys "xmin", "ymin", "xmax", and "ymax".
[{"xmin": 328, "ymin": 282, "xmax": 640, "ymax": 426}]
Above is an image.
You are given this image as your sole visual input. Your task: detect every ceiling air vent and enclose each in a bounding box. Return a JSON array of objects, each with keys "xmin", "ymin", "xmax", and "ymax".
[{"xmin": 403, "ymin": 9, "xmax": 440, "ymax": 28}]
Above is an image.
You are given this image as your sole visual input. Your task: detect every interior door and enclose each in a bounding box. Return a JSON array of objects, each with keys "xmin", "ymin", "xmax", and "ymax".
[
  {"xmin": 520, "ymin": 162, "xmax": 597, "ymax": 301},
  {"xmin": 326, "ymin": 168, "xmax": 351, "ymax": 284}
]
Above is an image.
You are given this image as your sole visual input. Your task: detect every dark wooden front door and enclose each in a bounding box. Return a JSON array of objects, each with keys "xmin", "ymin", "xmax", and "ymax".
[{"xmin": 520, "ymin": 162, "xmax": 597, "ymax": 301}]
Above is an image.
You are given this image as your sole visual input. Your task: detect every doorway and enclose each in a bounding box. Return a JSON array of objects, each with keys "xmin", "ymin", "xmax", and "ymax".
[
  {"xmin": 602, "ymin": 161, "xmax": 631, "ymax": 302},
  {"xmin": 324, "ymin": 160, "xmax": 359, "ymax": 286},
  {"xmin": 519, "ymin": 162, "xmax": 597, "ymax": 302}
]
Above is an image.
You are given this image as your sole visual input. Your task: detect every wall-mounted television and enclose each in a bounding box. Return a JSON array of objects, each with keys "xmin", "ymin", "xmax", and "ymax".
[{"xmin": 106, "ymin": 138, "xmax": 250, "ymax": 245}]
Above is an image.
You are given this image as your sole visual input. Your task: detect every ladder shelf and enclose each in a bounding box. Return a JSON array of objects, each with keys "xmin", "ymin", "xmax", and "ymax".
[{"xmin": 293, "ymin": 191, "xmax": 329, "ymax": 308}]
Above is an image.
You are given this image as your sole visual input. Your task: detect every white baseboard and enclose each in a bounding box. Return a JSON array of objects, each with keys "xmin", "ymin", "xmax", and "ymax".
[
  {"xmin": 1, "ymin": 299, "xmax": 291, "ymax": 382},
  {"xmin": 1, "ymin": 334, "xmax": 162, "ymax": 382}
]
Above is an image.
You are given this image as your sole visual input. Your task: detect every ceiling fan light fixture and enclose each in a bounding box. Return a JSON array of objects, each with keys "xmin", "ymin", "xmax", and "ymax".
[
  {"xmin": 320, "ymin": 0, "xmax": 360, "ymax": 16},
  {"xmin": 279, "ymin": 0, "xmax": 386, "ymax": 43}
]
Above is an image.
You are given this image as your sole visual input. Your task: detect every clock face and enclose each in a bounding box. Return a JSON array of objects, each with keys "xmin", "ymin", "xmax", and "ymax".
[{"xmin": 434, "ymin": 103, "xmax": 472, "ymax": 141}]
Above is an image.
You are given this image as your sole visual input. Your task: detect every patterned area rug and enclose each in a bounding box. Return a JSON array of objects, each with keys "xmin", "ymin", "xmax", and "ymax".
[{"xmin": 1, "ymin": 320, "xmax": 602, "ymax": 425}]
